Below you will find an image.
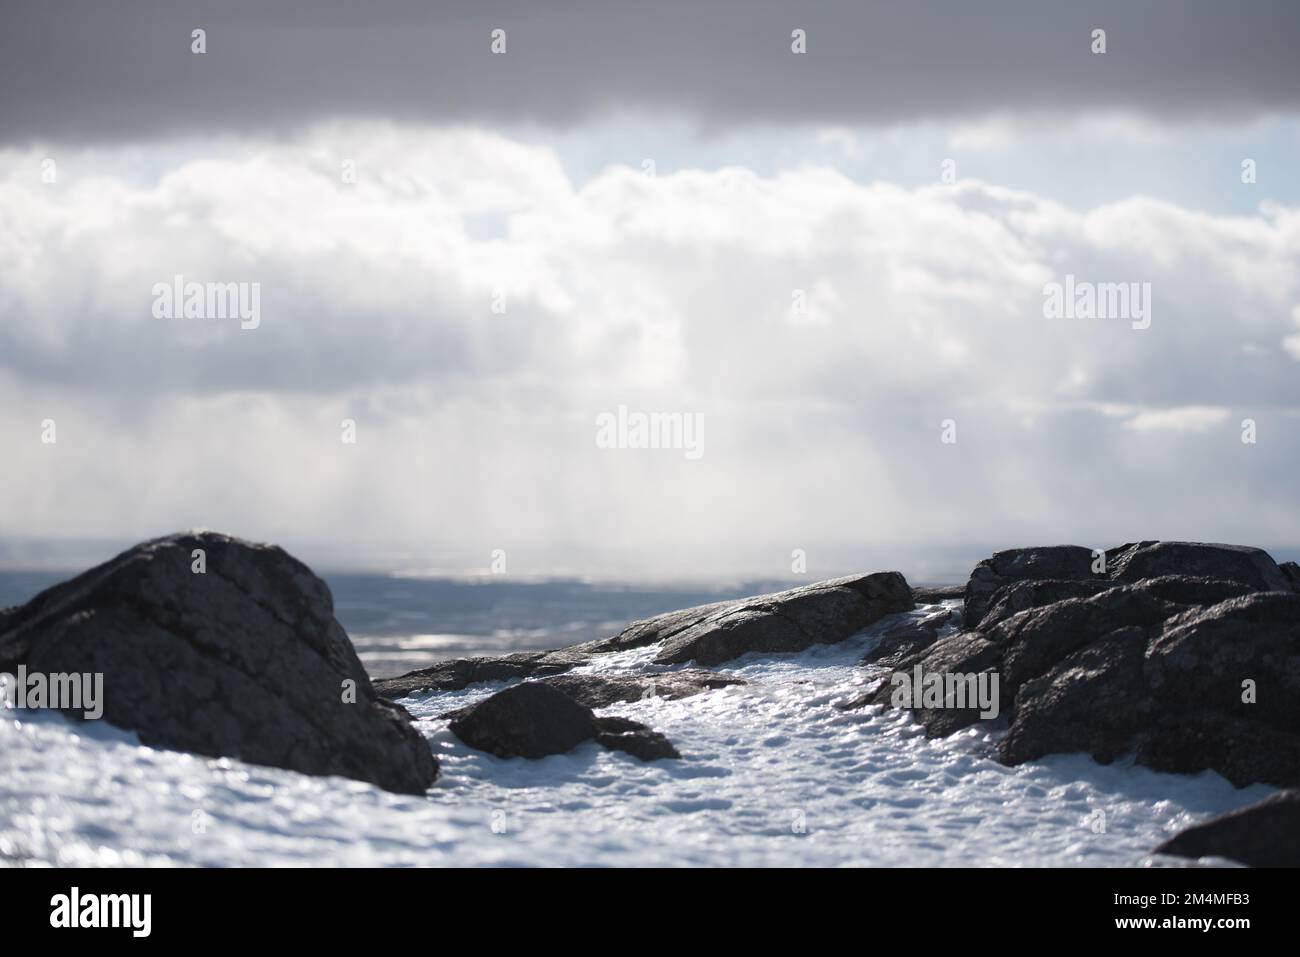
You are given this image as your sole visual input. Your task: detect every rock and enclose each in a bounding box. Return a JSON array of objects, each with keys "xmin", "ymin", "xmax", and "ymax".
[
  {"xmin": 861, "ymin": 607, "xmax": 952, "ymax": 667},
  {"xmin": 995, "ymin": 585, "xmax": 1175, "ymax": 703},
  {"xmin": 974, "ymin": 579, "xmax": 1119, "ymax": 632},
  {"xmin": 996, "ymin": 590, "xmax": 1300, "ymax": 787},
  {"xmin": 999, "ymin": 626, "xmax": 1152, "ymax": 765},
  {"xmin": 447, "ymin": 682, "xmax": 678, "ymax": 761},
  {"xmin": 874, "ymin": 545, "xmax": 1300, "ymax": 789},
  {"xmin": 375, "ymin": 572, "xmax": 913, "ymax": 693},
  {"xmin": 845, "ymin": 630, "xmax": 1003, "ymax": 736},
  {"xmin": 1107, "ymin": 541, "xmax": 1292, "ymax": 591},
  {"xmin": 1144, "ymin": 592, "xmax": 1300, "ymax": 740},
  {"xmin": 653, "ymin": 572, "xmax": 913, "ymax": 666},
  {"xmin": 0, "ymin": 532, "xmax": 437, "ymax": 795},
  {"xmin": 372, "ymin": 650, "xmax": 586, "ymax": 697},
  {"xmin": 1281, "ymin": 561, "xmax": 1300, "ymax": 591},
  {"xmin": 1132, "ymin": 574, "xmax": 1258, "ymax": 608},
  {"xmin": 448, "ymin": 682, "xmax": 597, "ymax": 759},
  {"xmin": 1154, "ymin": 790, "xmax": 1300, "ymax": 867},
  {"xmin": 538, "ymin": 670, "xmax": 744, "ymax": 709},
  {"xmin": 1136, "ymin": 712, "xmax": 1300, "ymax": 789},
  {"xmin": 593, "ymin": 715, "xmax": 680, "ymax": 761},
  {"xmin": 579, "ymin": 599, "xmax": 738, "ymax": 655},
  {"xmin": 961, "ymin": 541, "xmax": 1291, "ymax": 630},
  {"xmin": 964, "ymin": 545, "xmax": 1099, "ymax": 630},
  {"xmin": 372, "ymin": 600, "xmax": 740, "ymax": 700}
]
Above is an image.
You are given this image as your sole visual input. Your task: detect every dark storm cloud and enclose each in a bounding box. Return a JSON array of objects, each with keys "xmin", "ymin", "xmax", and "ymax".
[{"xmin": 2, "ymin": 0, "xmax": 1299, "ymax": 144}]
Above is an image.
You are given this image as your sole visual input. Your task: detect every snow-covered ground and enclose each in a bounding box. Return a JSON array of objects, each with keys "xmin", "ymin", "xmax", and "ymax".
[{"xmin": 0, "ymin": 602, "xmax": 1272, "ymax": 867}]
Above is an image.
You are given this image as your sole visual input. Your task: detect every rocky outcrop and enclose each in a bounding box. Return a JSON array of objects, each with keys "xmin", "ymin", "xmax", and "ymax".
[
  {"xmin": 1002, "ymin": 590, "xmax": 1300, "ymax": 786},
  {"xmin": 972, "ymin": 578, "xmax": 1118, "ymax": 632},
  {"xmin": 962, "ymin": 541, "xmax": 1289, "ymax": 629},
  {"xmin": 447, "ymin": 682, "xmax": 678, "ymax": 761},
  {"xmin": 1154, "ymin": 790, "xmax": 1300, "ymax": 867},
  {"xmin": 0, "ymin": 532, "xmax": 438, "ymax": 795},
  {"xmin": 863, "ymin": 542, "xmax": 1300, "ymax": 788},
  {"xmin": 652, "ymin": 572, "xmax": 913, "ymax": 666},
  {"xmin": 1107, "ymin": 541, "xmax": 1292, "ymax": 592},
  {"xmin": 964, "ymin": 545, "xmax": 1098, "ymax": 629},
  {"xmin": 377, "ymin": 571, "xmax": 914, "ymax": 695}
]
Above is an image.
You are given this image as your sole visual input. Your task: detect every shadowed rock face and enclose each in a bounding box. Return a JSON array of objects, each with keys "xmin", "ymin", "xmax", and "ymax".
[
  {"xmin": 866, "ymin": 542, "xmax": 1300, "ymax": 789},
  {"xmin": 1155, "ymin": 790, "xmax": 1300, "ymax": 867},
  {"xmin": 1000, "ymin": 590, "xmax": 1300, "ymax": 786},
  {"xmin": 962, "ymin": 541, "xmax": 1293, "ymax": 628},
  {"xmin": 447, "ymin": 682, "xmax": 678, "ymax": 761},
  {"xmin": 0, "ymin": 532, "xmax": 438, "ymax": 795},
  {"xmin": 1145, "ymin": 592, "xmax": 1300, "ymax": 734},
  {"xmin": 1107, "ymin": 541, "xmax": 1292, "ymax": 592},
  {"xmin": 964, "ymin": 545, "xmax": 1098, "ymax": 629}
]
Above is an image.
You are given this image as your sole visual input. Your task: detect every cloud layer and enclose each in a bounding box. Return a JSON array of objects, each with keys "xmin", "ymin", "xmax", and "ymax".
[
  {"xmin": 2, "ymin": 124, "xmax": 1298, "ymax": 575},
  {"xmin": 4, "ymin": 1, "xmax": 1300, "ymax": 145}
]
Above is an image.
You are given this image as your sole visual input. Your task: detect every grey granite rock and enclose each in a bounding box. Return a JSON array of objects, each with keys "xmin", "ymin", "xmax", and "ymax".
[{"xmin": 0, "ymin": 531, "xmax": 438, "ymax": 795}]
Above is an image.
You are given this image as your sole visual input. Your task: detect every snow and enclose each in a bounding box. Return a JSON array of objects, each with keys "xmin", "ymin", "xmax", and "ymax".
[{"xmin": 0, "ymin": 602, "xmax": 1272, "ymax": 867}]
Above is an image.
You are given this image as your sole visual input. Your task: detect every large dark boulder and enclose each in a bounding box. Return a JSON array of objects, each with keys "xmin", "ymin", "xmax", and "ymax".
[
  {"xmin": 999, "ymin": 591, "xmax": 1300, "ymax": 786},
  {"xmin": 1154, "ymin": 790, "xmax": 1300, "ymax": 867},
  {"xmin": 447, "ymin": 682, "xmax": 678, "ymax": 761},
  {"xmin": 448, "ymin": 682, "xmax": 597, "ymax": 759},
  {"xmin": 0, "ymin": 532, "xmax": 438, "ymax": 795},
  {"xmin": 962, "ymin": 541, "xmax": 1290, "ymax": 629},
  {"xmin": 1108, "ymin": 541, "xmax": 1292, "ymax": 591},
  {"xmin": 1145, "ymin": 592, "xmax": 1300, "ymax": 733},
  {"xmin": 998, "ymin": 595, "xmax": 1300, "ymax": 790},
  {"xmin": 869, "ymin": 543, "xmax": 1300, "ymax": 788},
  {"xmin": 653, "ymin": 572, "xmax": 913, "ymax": 666}
]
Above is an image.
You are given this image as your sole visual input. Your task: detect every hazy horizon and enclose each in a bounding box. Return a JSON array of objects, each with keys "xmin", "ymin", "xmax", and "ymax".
[{"xmin": 3, "ymin": 534, "xmax": 1299, "ymax": 588}]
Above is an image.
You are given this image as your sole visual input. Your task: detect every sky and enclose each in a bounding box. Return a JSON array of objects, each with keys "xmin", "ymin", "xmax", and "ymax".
[{"xmin": 1, "ymin": 1, "xmax": 1299, "ymax": 581}]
